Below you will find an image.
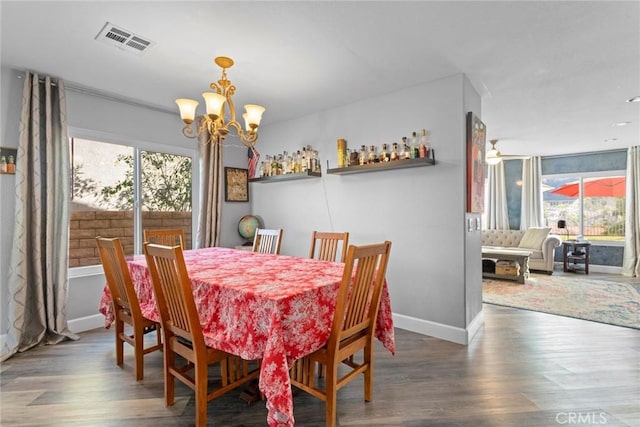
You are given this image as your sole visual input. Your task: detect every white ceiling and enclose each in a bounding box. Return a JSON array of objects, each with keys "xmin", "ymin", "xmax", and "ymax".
[{"xmin": 1, "ymin": 1, "xmax": 638, "ymax": 157}]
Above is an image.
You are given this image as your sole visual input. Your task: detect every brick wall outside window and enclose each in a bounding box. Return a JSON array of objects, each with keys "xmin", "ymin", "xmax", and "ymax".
[{"xmin": 69, "ymin": 210, "xmax": 192, "ymax": 267}]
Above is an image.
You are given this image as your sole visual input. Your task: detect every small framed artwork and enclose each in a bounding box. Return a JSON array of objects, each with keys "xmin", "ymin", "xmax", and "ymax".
[
  {"xmin": 224, "ymin": 167, "xmax": 249, "ymax": 202},
  {"xmin": 0, "ymin": 147, "xmax": 17, "ymax": 175},
  {"xmin": 466, "ymin": 112, "xmax": 486, "ymax": 213}
]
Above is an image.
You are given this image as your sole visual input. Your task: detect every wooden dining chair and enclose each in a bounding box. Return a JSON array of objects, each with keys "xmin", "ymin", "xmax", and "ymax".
[
  {"xmin": 95, "ymin": 237, "xmax": 162, "ymax": 381},
  {"xmin": 143, "ymin": 228, "xmax": 186, "ymax": 248},
  {"xmin": 290, "ymin": 241, "xmax": 392, "ymax": 427},
  {"xmin": 143, "ymin": 242, "xmax": 259, "ymax": 427},
  {"xmin": 309, "ymin": 231, "xmax": 350, "ymax": 262},
  {"xmin": 252, "ymin": 228, "xmax": 283, "ymax": 254}
]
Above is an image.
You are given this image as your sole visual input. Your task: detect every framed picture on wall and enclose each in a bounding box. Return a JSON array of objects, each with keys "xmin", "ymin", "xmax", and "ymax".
[
  {"xmin": 466, "ymin": 112, "xmax": 486, "ymax": 213},
  {"xmin": 224, "ymin": 167, "xmax": 249, "ymax": 202},
  {"xmin": 0, "ymin": 147, "xmax": 17, "ymax": 175}
]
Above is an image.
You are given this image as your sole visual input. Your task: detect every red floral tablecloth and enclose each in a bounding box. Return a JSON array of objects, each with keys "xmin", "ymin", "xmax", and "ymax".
[{"xmin": 98, "ymin": 247, "xmax": 395, "ymax": 427}]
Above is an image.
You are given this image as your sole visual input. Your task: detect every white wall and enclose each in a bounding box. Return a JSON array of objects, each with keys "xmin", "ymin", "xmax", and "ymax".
[
  {"xmin": 253, "ymin": 74, "xmax": 482, "ymax": 343},
  {"xmin": 1, "ymin": 67, "xmax": 482, "ymax": 344}
]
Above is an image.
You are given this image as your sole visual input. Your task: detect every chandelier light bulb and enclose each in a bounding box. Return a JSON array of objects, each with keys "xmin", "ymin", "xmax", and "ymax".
[
  {"xmin": 244, "ymin": 104, "xmax": 266, "ymax": 129},
  {"xmin": 202, "ymin": 92, "xmax": 226, "ymax": 119},
  {"xmin": 175, "ymin": 98, "xmax": 199, "ymax": 124}
]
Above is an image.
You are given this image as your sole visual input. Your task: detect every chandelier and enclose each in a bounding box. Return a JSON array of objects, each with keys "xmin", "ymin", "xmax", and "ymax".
[{"xmin": 175, "ymin": 56, "xmax": 265, "ymax": 148}]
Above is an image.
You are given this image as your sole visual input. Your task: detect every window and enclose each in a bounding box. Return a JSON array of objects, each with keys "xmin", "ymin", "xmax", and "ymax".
[
  {"xmin": 542, "ymin": 171, "xmax": 625, "ymax": 243},
  {"xmin": 69, "ymin": 137, "xmax": 194, "ymax": 268}
]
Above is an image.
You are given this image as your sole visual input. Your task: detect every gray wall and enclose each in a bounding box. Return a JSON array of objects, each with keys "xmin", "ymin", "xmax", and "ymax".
[
  {"xmin": 253, "ymin": 73, "xmax": 483, "ymax": 341},
  {"xmin": 1, "ymin": 68, "xmax": 482, "ymax": 344},
  {"xmin": 503, "ymin": 150, "xmax": 628, "ymax": 267}
]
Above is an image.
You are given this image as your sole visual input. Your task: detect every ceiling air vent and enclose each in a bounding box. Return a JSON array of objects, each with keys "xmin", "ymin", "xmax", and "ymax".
[{"xmin": 95, "ymin": 22, "xmax": 154, "ymax": 55}]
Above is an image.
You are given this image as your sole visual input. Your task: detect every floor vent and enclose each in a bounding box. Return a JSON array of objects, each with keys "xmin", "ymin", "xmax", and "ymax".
[{"xmin": 95, "ymin": 22, "xmax": 154, "ymax": 55}]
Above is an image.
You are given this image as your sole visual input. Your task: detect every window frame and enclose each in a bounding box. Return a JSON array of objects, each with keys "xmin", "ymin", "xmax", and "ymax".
[
  {"xmin": 68, "ymin": 126, "xmax": 200, "ymax": 277},
  {"xmin": 542, "ymin": 169, "xmax": 625, "ymax": 247}
]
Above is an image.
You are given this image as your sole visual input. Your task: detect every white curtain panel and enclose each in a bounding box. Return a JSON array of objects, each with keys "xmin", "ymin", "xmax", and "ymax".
[
  {"xmin": 486, "ymin": 162, "xmax": 510, "ymax": 229},
  {"xmin": 195, "ymin": 123, "xmax": 223, "ymax": 248},
  {"xmin": 622, "ymin": 146, "xmax": 640, "ymax": 277},
  {"xmin": 2, "ymin": 72, "xmax": 78, "ymax": 361},
  {"xmin": 520, "ymin": 156, "xmax": 544, "ymax": 229}
]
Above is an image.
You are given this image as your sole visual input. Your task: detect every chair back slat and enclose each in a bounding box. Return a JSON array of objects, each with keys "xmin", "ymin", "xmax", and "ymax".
[
  {"xmin": 144, "ymin": 228, "xmax": 186, "ymax": 249},
  {"xmin": 329, "ymin": 241, "xmax": 391, "ymax": 349},
  {"xmin": 96, "ymin": 237, "xmax": 140, "ymax": 316},
  {"xmin": 252, "ymin": 228, "xmax": 283, "ymax": 254},
  {"xmin": 144, "ymin": 243, "xmax": 204, "ymax": 347},
  {"xmin": 309, "ymin": 231, "xmax": 349, "ymax": 262}
]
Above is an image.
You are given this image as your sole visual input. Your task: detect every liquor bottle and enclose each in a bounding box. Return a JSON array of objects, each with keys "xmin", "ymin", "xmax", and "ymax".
[
  {"xmin": 337, "ymin": 138, "xmax": 347, "ymax": 168},
  {"xmin": 358, "ymin": 145, "xmax": 367, "ymax": 165},
  {"xmin": 0, "ymin": 156, "xmax": 6, "ymax": 173},
  {"xmin": 368, "ymin": 145, "xmax": 378, "ymax": 164},
  {"xmin": 281, "ymin": 151, "xmax": 290, "ymax": 174},
  {"xmin": 400, "ymin": 137, "xmax": 411, "ymax": 160},
  {"xmin": 301, "ymin": 147, "xmax": 308, "ymax": 172},
  {"xmin": 6, "ymin": 155, "xmax": 14, "ymax": 173},
  {"xmin": 312, "ymin": 150, "xmax": 320, "ymax": 173},
  {"xmin": 419, "ymin": 129, "xmax": 430, "ymax": 159},
  {"xmin": 379, "ymin": 144, "xmax": 390, "ymax": 162},
  {"xmin": 390, "ymin": 142, "xmax": 400, "ymax": 161},
  {"xmin": 306, "ymin": 145, "xmax": 313, "ymax": 171},
  {"xmin": 411, "ymin": 131, "xmax": 419, "ymax": 159},
  {"xmin": 349, "ymin": 148, "xmax": 359, "ymax": 166}
]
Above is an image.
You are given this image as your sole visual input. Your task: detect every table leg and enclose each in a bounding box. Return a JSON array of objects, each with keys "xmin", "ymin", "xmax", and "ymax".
[
  {"xmin": 521, "ymin": 256, "xmax": 530, "ymax": 279},
  {"xmin": 585, "ymin": 247, "xmax": 590, "ymax": 275}
]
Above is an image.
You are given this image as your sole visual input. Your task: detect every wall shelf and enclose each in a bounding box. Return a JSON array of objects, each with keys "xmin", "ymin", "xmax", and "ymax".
[
  {"xmin": 249, "ymin": 170, "xmax": 321, "ymax": 183},
  {"xmin": 326, "ymin": 156, "xmax": 436, "ymax": 175}
]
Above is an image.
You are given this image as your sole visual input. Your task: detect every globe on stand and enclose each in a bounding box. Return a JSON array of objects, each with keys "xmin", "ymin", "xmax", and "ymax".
[{"xmin": 238, "ymin": 215, "xmax": 262, "ymax": 245}]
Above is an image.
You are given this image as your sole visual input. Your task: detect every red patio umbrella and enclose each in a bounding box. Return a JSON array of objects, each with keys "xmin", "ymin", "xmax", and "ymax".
[{"xmin": 550, "ymin": 177, "xmax": 626, "ymax": 198}]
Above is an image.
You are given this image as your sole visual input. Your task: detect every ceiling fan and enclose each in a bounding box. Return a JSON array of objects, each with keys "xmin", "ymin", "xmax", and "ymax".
[{"xmin": 485, "ymin": 139, "xmax": 530, "ymax": 164}]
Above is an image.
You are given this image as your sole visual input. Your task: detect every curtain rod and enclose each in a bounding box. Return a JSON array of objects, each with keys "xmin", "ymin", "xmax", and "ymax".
[{"xmin": 17, "ymin": 74, "xmax": 175, "ymax": 115}]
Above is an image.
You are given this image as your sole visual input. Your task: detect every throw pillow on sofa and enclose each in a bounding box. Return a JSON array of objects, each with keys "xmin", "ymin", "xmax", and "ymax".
[{"xmin": 518, "ymin": 227, "xmax": 551, "ymax": 250}]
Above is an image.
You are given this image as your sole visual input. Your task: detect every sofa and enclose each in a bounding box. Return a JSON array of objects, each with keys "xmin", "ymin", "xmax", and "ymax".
[{"xmin": 482, "ymin": 228, "xmax": 562, "ymax": 274}]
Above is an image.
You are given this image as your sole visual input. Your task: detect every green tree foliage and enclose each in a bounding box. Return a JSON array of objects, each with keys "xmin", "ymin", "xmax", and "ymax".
[
  {"xmin": 99, "ymin": 152, "xmax": 192, "ymax": 211},
  {"xmin": 71, "ymin": 163, "xmax": 97, "ymax": 200}
]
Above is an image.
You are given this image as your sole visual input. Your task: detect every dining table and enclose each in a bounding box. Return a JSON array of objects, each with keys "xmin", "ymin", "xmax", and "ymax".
[{"xmin": 98, "ymin": 246, "xmax": 395, "ymax": 427}]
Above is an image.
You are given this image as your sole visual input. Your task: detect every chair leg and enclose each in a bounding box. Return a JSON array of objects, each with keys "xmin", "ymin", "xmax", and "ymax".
[
  {"xmin": 164, "ymin": 348, "xmax": 175, "ymax": 406},
  {"xmin": 325, "ymin": 365, "xmax": 338, "ymax": 427},
  {"xmin": 195, "ymin": 360, "xmax": 208, "ymax": 427},
  {"xmin": 156, "ymin": 323, "xmax": 162, "ymax": 347},
  {"xmin": 115, "ymin": 319, "xmax": 124, "ymax": 367},
  {"xmin": 364, "ymin": 346, "xmax": 373, "ymax": 402},
  {"xmin": 134, "ymin": 325, "xmax": 144, "ymax": 381}
]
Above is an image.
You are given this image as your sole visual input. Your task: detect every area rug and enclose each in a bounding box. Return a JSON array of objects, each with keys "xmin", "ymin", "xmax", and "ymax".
[{"xmin": 483, "ymin": 274, "xmax": 640, "ymax": 329}]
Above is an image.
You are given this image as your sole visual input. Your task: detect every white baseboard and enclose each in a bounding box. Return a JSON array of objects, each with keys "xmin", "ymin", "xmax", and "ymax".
[
  {"xmin": 68, "ymin": 314, "xmax": 105, "ymax": 334},
  {"xmin": 393, "ymin": 309, "xmax": 484, "ymax": 345},
  {"xmin": 0, "ymin": 315, "xmax": 103, "ymax": 351}
]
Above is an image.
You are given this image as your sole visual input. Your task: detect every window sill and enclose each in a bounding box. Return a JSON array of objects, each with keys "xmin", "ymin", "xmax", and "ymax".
[{"xmin": 69, "ymin": 265, "xmax": 104, "ymax": 279}]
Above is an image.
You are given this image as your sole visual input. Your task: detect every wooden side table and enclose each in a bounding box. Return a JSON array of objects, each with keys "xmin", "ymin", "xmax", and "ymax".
[{"xmin": 562, "ymin": 241, "xmax": 591, "ymax": 274}]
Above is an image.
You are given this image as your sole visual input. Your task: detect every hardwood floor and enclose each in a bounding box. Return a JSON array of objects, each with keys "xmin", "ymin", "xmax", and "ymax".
[{"xmin": 2, "ymin": 303, "xmax": 639, "ymax": 426}]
